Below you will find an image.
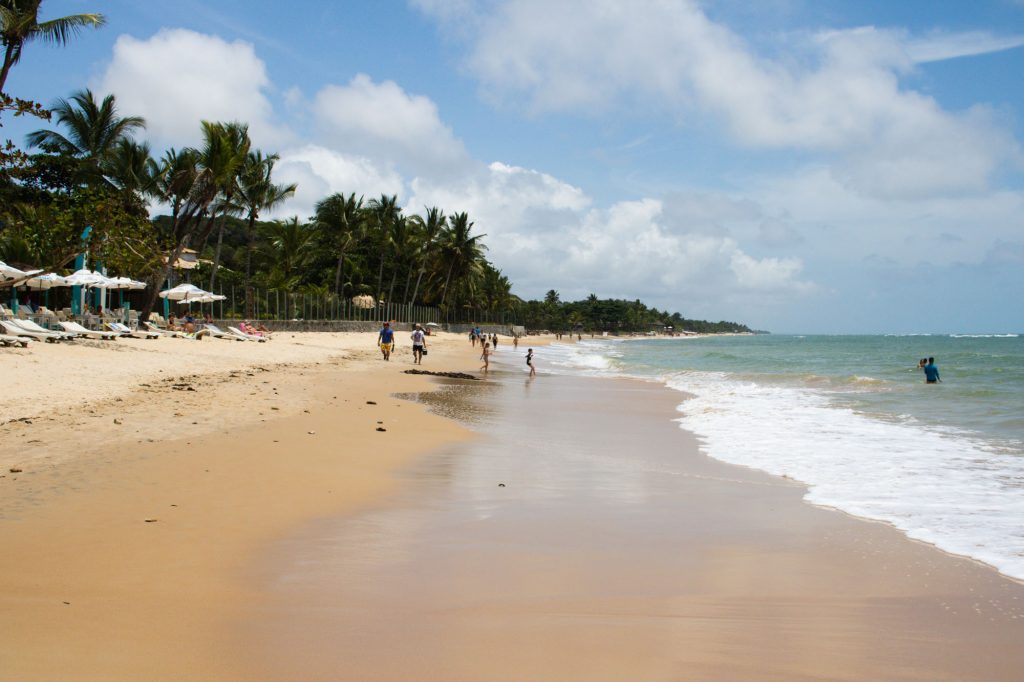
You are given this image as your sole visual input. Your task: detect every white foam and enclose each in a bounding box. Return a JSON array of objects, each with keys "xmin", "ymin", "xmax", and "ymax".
[{"xmin": 666, "ymin": 371, "xmax": 1024, "ymax": 580}]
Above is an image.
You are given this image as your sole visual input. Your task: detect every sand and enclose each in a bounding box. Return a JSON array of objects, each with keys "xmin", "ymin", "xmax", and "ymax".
[{"xmin": 2, "ymin": 332, "xmax": 1022, "ymax": 681}]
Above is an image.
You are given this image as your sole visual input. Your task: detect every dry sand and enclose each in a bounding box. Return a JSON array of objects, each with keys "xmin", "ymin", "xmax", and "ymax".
[
  {"xmin": 2, "ymin": 331, "xmax": 1022, "ymax": 681},
  {"xmin": 0, "ymin": 331, "xmax": 480, "ymax": 680}
]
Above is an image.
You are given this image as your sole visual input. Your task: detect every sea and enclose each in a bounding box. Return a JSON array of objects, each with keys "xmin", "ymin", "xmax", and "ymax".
[{"xmin": 535, "ymin": 333, "xmax": 1024, "ymax": 581}]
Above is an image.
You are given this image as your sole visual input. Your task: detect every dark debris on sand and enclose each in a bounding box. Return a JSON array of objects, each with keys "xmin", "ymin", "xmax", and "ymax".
[{"xmin": 403, "ymin": 369, "xmax": 479, "ymax": 380}]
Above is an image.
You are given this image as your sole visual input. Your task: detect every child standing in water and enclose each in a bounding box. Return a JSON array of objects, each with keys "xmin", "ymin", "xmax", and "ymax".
[
  {"xmin": 480, "ymin": 341, "xmax": 492, "ymax": 373},
  {"xmin": 526, "ymin": 348, "xmax": 535, "ymax": 377}
]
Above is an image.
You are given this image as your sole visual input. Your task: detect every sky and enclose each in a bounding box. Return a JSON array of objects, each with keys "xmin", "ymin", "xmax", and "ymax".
[{"xmin": 6, "ymin": 0, "xmax": 1024, "ymax": 333}]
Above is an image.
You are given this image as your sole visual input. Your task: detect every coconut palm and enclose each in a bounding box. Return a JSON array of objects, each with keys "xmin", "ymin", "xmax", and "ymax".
[
  {"xmin": 0, "ymin": 1, "xmax": 104, "ymax": 94},
  {"xmin": 366, "ymin": 194, "xmax": 400, "ymax": 302},
  {"xmin": 437, "ymin": 211, "xmax": 486, "ymax": 314},
  {"xmin": 314, "ymin": 191, "xmax": 364, "ymax": 296},
  {"xmin": 233, "ymin": 150, "xmax": 296, "ymax": 307},
  {"xmin": 262, "ymin": 216, "xmax": 313, "ymax": 318},
  {"xmin": 406, "ymin": 206, "xmax": 446, "ymax": 312},
  {"xmin": 104, "ymin": 138, "xmax": 161, "ymax": 201},
  {"xmin": 26, "ymin": 89, "xmax": 144, "ymax": 185}
]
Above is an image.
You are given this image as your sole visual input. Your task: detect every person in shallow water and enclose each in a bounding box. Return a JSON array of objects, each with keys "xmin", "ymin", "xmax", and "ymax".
[{"xmin": 923, "ymin": 357, "xmax": 941, "ymax": 384}]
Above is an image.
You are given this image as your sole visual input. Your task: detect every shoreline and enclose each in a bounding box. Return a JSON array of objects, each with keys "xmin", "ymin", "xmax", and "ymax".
[
  {"xmin": 244, "ymin": 359, "xmax": 1024, "ymax": 680},
  {"xmin": 2, "ymin": 332, "xmax": 1022, "ymax": 679}
]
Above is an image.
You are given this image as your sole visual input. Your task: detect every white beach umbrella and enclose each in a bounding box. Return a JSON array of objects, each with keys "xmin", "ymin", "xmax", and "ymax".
[
  {"xmin": 159, "ymin": 283, "xmax": 211, "ymax": 302},
  {"xmin": 24, "ymin": 273, "xmax": 69, "ymax": 290},
  {"xmin": 64, "ymin": 268, "xmax": 109, "ymax": 287},
  {"xmin": 105, "ymin": 276, "xmax": 147, "ymax": 290},
  {"xmin": 0, "ymin": 261, "xmax": 44, "ymax": 282}
]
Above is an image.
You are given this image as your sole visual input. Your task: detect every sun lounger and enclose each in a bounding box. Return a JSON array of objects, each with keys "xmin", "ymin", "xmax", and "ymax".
[
  {"xmin": 13, "ymin": 318, "xmax": 78, "ymax": 340},
  {"xmin": 143, "ymin": 321, "xmax": 208, "ymax": 340},
  {"xmin": 58, "ymin": 320, "xmax": 120, "ymax": 340},
  {"xmin": 143, "ymin": 321, "xmax": 187, "ymax": 338},
  {"xmin": 204, "ymin": 323, "xmax": 246, "ymax": 341},
  {"xmin": 107, "ymin": 321, "xmax": 160, "ymax": 339},
  {"xmin": 228, "ymin": 326, "xmax": 268, "ymax": 342},
  {"xmin": 0, "ymin": 333, "xmax": 32, "ymax": 347},
  {"xmin": 1, "ymin": 319, "xmax": 62, "ymax": 343}
]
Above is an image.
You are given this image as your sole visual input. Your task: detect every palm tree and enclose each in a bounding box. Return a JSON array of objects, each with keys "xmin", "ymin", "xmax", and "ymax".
[
  {"xmin": 234, "ymin": 150, "xmax": 296, "ymax": 303},
  {"xmin": 104, "ymin": 138, "xmax": 161, "ymax": 201},
  {"xmin": 26, "ymin": 89, "xmax": 144, "ymax": 185},
  {"xmin": 366, "ymin": 194, "xmax": 399, "ymax": 302},
  {"xmin": 314, "ymin": 191, "xmax": 363, "ymax": 296},
  {"xmin": 140, "ymin": 121, "xmax": 249, "ymax": 321},
  {"xmin": 406, "ymin": 206, "xmax": 445, "ymax": 313},
  {"xmin": 262, "ymin": 216, "xmax": 313, "ymax": 318},
  {"xmin": 437, "ymin": 211, "xmax": 486, "ymax": 315},
  {"xmin": 0, "ymin": 1, "xmax": 104, "ymax": 94}
]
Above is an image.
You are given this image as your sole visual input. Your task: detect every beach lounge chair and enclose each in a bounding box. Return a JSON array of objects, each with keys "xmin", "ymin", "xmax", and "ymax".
[
  {"xmin": 204, "ymin": 323, "xmax": 246, "ymax": 341},
  {"xmin": 58, "ymin": 320, "xmax": 120, "ymax": 340},
  {"xmin": 107, "ymin": 321, "xmax": 160, "ymax": 339},
  {"xmin": 1, "ymin": 319, "xmax": 62, "ymax": 343},
  {"xmin": 0, "ymin": 333, "xmax": 32, "ymax": 347},
  {"xmin": 143, "ymin": 321, "xmax": 187, "ymax": 338},
  {"xmin": 228, "ymin": 326, "xmax": 268, "ymax": 342},
  {"xmin": 12, "ymin": 318, "xmax": 78, "ymax": 341},
  {"xmin": 143, "ymin": 321, "xmax": 208, "ymax": 340}
]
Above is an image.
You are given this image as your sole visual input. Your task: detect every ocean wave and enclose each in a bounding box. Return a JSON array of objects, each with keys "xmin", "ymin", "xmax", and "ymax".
[
  {"xmin": 950, "ymin": 334, "xmax": 1020, "ymax": 339},
  {"xmin": 665, "ymin": 370, "xmax": 1024, "ymax": 581}
]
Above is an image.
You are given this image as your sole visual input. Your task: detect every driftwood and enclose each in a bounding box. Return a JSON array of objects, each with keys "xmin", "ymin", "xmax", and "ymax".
[{"xmin": 403, "ymin": 369, "xmax": 478, "ymax": 380}]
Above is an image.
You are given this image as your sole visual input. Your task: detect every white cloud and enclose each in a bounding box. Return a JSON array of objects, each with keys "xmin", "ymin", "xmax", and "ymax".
[
  {"xmin": 416, "ymin": 0, "xmax": 1022, "ymax": 199},
  {"xmin": 313, "ymin": 74, "xmax": 469, "ymax": 176},
  {"xmin": 905, "ymin": 30, "xmax": 1024, "ymax": 63},
  {"xmin": 94, "ymin": 28, "xmax": 290, "ymax": 149},
  {"xmin": 273, "ymin": 145, "xmax": 406, "ymax": 220},
  {"xmin": 408, "ymin": 165, "xmax": 815, "ymax": 307}
]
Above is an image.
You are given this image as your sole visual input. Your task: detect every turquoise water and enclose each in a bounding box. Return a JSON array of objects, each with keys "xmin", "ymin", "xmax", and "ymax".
[{"xmin": 539, "ymin": 334, "xmax": 1024, "ymax": 579}]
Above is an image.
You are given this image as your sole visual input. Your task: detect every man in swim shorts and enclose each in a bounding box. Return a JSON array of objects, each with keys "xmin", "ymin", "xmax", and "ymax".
[
  {"xmin": 923, "ymin": 357, "xmax": 940, "ymax": 383},
  {"xmin": 378, "ymin": 321, "xmax": 395, "ymax": 361},
  {"xmin": 411, "ymin": 323, "xmax": 426, "ymax": 364}
]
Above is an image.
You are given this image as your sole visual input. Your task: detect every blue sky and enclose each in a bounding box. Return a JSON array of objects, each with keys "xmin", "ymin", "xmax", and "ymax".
[{"xmin": 7, "ymin": 0, "xmax": 1024, "ymax": 333}]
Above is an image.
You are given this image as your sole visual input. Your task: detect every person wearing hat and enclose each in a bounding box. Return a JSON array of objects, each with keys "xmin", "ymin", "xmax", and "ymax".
[
  {"xmin": 411, "ymin": 323, "xmax": 427, "ymax": 364},
  {"xmin": 377, "ymin": 321, "xmax": 395, "ymax": 360}
]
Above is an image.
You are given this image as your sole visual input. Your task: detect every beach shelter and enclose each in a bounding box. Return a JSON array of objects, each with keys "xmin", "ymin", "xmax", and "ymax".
[
  {"xmin": 1, "ymin": 261, "xmax": 44, "ymax": 313},
  {"xmin": 25, "ymin": 273, "xmax": 70, "ymax": 309},
  {"xmin": 64, "ymin": 268, "xmax": 113, "ymax": 314},
  {"xmin": 104, "ymin": 276, "xmax": 147, "ymax": 319}
]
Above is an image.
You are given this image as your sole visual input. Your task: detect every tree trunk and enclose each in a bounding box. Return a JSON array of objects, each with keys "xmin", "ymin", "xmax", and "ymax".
[
  {"xmin": 376, "ymin": 251, "xmax": 385, "ymax": 302},
  {"xmin": 208, "ymin": 215, "xmax": 227, "ymax": 291},
  {"xmin": 0, "ymin": 43, "xmax": 19, "ymax": 94},
  {"xmin": 334, "ymin": 248, "xmax": 346, "ymax": 296},
  {"xmin": 439, "ymin": 260, "xmax": 455, "ymax": 309}
]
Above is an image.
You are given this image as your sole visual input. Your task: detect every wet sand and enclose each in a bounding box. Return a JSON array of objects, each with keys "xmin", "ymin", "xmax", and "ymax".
[{"xmin": 246, "ymin": 353, "xmax": 1024, "ymax": 681}]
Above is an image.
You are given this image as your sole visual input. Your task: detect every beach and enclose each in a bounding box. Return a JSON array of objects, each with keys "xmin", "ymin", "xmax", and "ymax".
[{"xmin": 2, "ymin": 332, "xmax": 1023, "ymax": 680}]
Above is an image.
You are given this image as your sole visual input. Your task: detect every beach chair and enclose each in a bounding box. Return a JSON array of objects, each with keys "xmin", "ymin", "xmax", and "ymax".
[
  {"xmin": 58, "ymin": 320, "xmax": 120, "ymax": 340},
  {"xmin": 13, "ymin": 318, "xmax": 78, "ymax": 341},
  {"xmin": 0, "ymin": 333, "xmax": 32, "ymax": 347},
  {"xmin": 107, "ymin": 321, "xmax": 160, "ymax": 339},
  {"xmin": 228, "ymin": 326, "xmax": 268, "ymax": 342},
  {"xmin": 1, "ymin": 319, "xmax": 62, "ymax": 343},
  {"xmin": 143, "ymin": 321, "xmax": 186, "ymax": 338},
  {"xmin": 143, "ymin": 321, "xmax": 208, "ymax": 340},
  {"xmin": 0, "ymin": 303, "xmax": 12, "ymax": 319},
  {"xmin": 204, "ymin": 323, "xmax": 246, "ymax": 341}
]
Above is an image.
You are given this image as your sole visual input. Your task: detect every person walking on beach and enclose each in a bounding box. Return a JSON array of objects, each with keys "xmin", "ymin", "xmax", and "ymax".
[
  {"xmin": 411, "ymin": 323, "xmax": 427, "ymax": 364},
  {"xmin": 492, "ymin": 333, "xmax": 498, "ymax": 349},
  {"xmin": 513, "ymin": 334, "xmax": 519, "ymax": 350},
  {"xmin": 923, "ymin": 357, "xmax": 941, "ymax": 384},
  {"xmin": 526, "ymin": 348, "xmax": 535, "ymax": 377},
  {"xmin": 480, "ymin": 341, "xmax": 492, "ymax": 373},
  {"xmin": 378, "ymin": 321, "xmax": 395, "ymax": 361}
]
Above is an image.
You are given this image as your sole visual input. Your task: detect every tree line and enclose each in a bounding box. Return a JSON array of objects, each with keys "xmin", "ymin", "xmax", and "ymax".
[{"xmin": 0, "ymin": 1, "xmax": 755, "ymax": 334}]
